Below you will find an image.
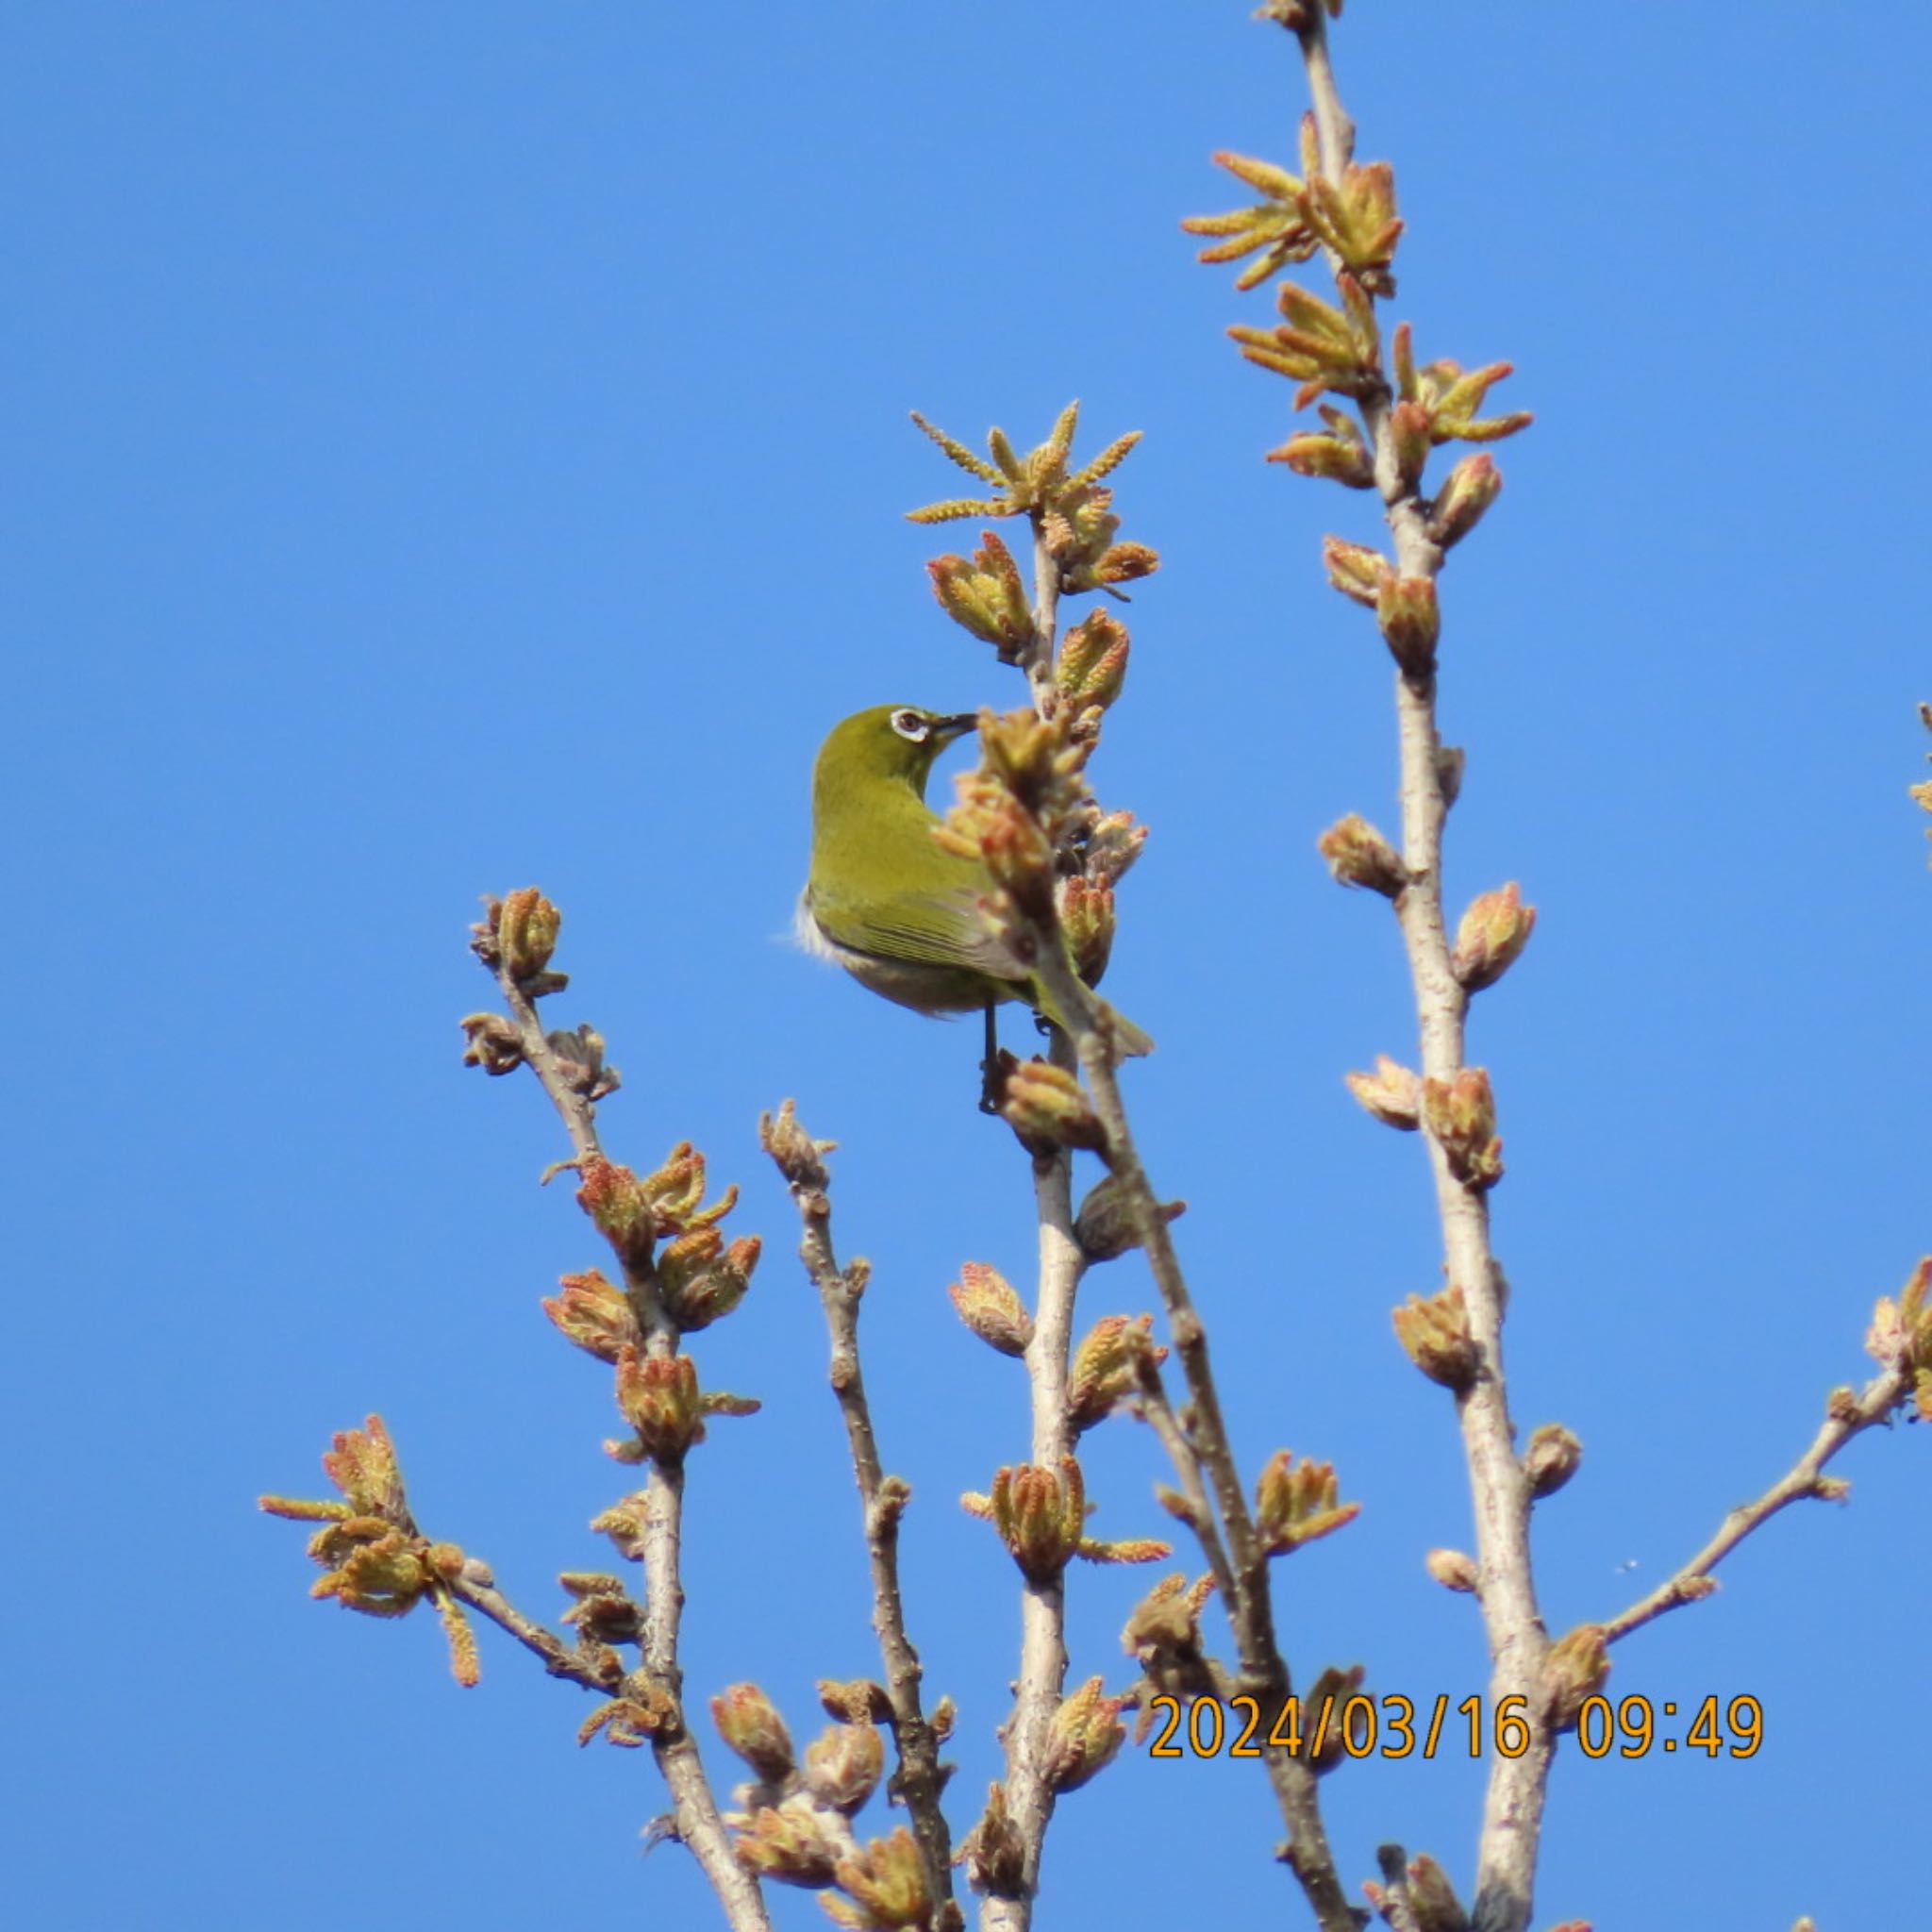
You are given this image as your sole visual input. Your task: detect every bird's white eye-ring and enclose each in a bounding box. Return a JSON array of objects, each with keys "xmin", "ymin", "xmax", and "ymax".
[{"xmin": 891, "ymin": 708, "xmax": 930, "ymax": 742}]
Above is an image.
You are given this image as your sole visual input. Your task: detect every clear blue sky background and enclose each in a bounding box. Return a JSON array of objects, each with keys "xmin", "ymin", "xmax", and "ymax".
[{"xmin": 7, "ymin": 5, "xmax": 1928, "ymax": 1928}]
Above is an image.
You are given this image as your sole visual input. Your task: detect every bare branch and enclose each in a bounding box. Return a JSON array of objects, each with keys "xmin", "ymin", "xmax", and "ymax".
[
  {"xmin": 761, "ymin": 1103, "xmax": 958, "ymax": 1915},
  {"xmin": 1603, "ymin": 1364, "xmax": 1909, "ymax": 1644}
]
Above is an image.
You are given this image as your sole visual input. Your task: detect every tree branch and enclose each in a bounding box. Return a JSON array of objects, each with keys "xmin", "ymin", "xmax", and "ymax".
[
  {"xmin": 979, "ymin": 532, "xmax": 1085, "ymax": 1932},
  {"xmin": 1290, "ymin": 14, "xmax": 1550, "ymax": 1930},
  {"xmin": 1602, "ymin": 1364, "xmax": 1909, "ymax": 1645},
  {"xmin": 761, "ymin": 1104, "xmax": 958, "ymax": 1916},
  {"xmin": 473, "ymin": 912, "xmax": 770, "ymax": 1932}
]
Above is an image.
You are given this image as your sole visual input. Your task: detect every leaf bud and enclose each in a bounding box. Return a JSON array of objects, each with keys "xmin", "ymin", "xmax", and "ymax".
[
  {"xmin": 1541, "ymin": 1624, "xmax": 1611, "ymax": 1731},
  {"xmin": 1389, "ymin": 399, "xmax": 1433, "ymax": 491},
  {"xmin": 1392, "ymin": 1285, "xmax": 1479, "ymax": 1390},
  {"xmin": 545, "ymin": 1023, "xmax": 618, "ymax": 1099},
  {"xmin": 926, "ymin": 531, "xmax": 1034, "ymax": 661},
  {"xmin": 658, "ymin": 1228, "xmax": 761, "ymax": 1332},
  {"xmin": 1429, "ymin": 452, "xmax": 1503, "ymax": 549},
  {"xmin": 1403, "ymin": 1854, "xmax": 1471, "ymax": 1932},
  {"xmin": 458, "ymin": 1011, "xmax": 525, "ymax": 1075},
  {"xmin": 1056, "ymin": 610, "xmax": 1131, "ymax": 710},
  {"xmin": 1452, "ymin": 883, "xmax": 1537, "ymax": 992},
  {"xmin": 1058, "ymin": 876, "xmax": 1116, "ymax": 987},
  {"xmin": 1376, "ymin": 572, "xmax": 1441, "ymax": 678},
  {"xmin": 1255, "ymin": 1450, "xmax": 1360, "ymax": 1556},
  {"xmin": 973, "ymin": 1458, "xmax": 1085, "ymax": 1583},
  {"xmin": 614, "ymin": 1348, "xmax": 705, "ymax": 1463},
  {"xmin": 1121, "ymin": 1574, "xmax": 1216, "ymax": 1686},
  {"xmin": 1344, "ymin": 1054, "xmax": 1422, "ymax": 1129},
  {"xmin": 1322, "ymin": 535, "xmax": 1391, "ymax": 608},
  {"xmin": 1302, "ymin": 1664, "xmax": 1367, "ymax": 1775},
  {"xmin": 496, "ymin": 887, "xmax": 562, "ymax": 982},
  {"xmin": 1041, "ymin": 1677, "xmax": 1129, "ymax": 1793},
  {"xmin": 1524, "ymin": 1424, "xmax": 1582, "ymax": 1499},
  {"xmin": 959, "ymin": 1785, "xmax": 1024, "ymax": 1900},
  {"xmin": 558, "ymin": 1572, "xmax": 643, "ymax": 1648},
  {"xmin": 1425, "ymin": 1547, "xmax": 1480, "ymax": 1593},
  {"xmin": 1085, "ymin": 808, "xmax": 1147, "ymax": 886},
  {"xmin": 817, "ymin": 1677, "xmax": 894, "ymax": 1725},
  {"xmin": 1865, "ymin": 1257, "xmax": 1932, "ymax": 1374},
  {"xmin": 834, "ymin": 1826, "xmax": 932, "ymax": 1929},
  {"xmin": 948, "ymin": 1261, "xmax": 1034, "ymax": 1357},
  {"xmin": 1067, "ymin": 1314, "xmax": 1166, "ymax": 1431},
  {"xmin": 804, "ymin": 1721, "xmax": 884, "ymax": 1814},
  {"xmin": 576, "ymin": 1159, "xmax": 658, "ymax": 1268},
  {"xmin": 1000, "ymin": 1058, "xmax": 1108, "ymax": 1156},
  {"xmin": 976, "ymin": 801, "xmax": 1058, "ymax": 923},
  {"xmin": 1318, "ymin": 813, "xmax": 1406, "ymax": 895},
  {"xmin": 1074, "ymin": 1172, "xmax": 1185, "ymax": 1262},
  {"xmin": 758, "ymin": 1098, "xmax": 836, "ymax": 1195},
  {"xmin": 1436, "ymin": 743, "xmax": 1467, "ymax": 806},
  {"xmin": 1421, "ymin": 1068, "xmax": 1505, "ymax": 1190},
  {"xmin": 1269, "ymin": 415, "xmax": 1375, "ymax": 489},
  {"xmin": 732, "ymin": 1799, "xmax": 842, "ymax": 1889},
  {"xmin": 541, "ymin": 1269, "xmax": 641, "ymax": 1364}
]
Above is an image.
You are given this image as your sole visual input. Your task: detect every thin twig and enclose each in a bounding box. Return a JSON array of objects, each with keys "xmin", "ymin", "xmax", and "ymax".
[
  {"xmin": 1603, "ymin": 1366, "xmax": 1908, "ymax": 1644},
  {"xmin": 764, "ymin": 1109, "xmax": 957, "ymax": 1914},
  {"xmin": 481, "ymin": 938, "xmax": 770, "ymax": 1932},
  {"xmin": 1292, "ymin": 15, "xmax": 1550, "ymax": 1930},
  {"xmin": 1066, "ymin": 1001, "xmax": 1358, "ymax": 1932},
  {"xmin": 448, "ymin": 1572, "xmax": 612, "ymax": 1690},
  {"xmin": 1128, "ymin": 1378, "xmax": 1241, "ymax": 1613}
]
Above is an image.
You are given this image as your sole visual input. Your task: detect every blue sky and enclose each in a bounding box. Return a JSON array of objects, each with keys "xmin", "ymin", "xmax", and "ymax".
[{"xmin": 7, "ymin": 4, "xmax": 1928, "ymax": 1927}]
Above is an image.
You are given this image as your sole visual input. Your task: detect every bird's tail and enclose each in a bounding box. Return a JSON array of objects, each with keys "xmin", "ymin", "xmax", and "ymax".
[
  {"xmin": 1032, "ymin": 967, "xmax": 1156, "ymax": 1058},
  {"xmin": 1100, "ymin": 1000, "xmax": 1155, "ymax": 1058}
]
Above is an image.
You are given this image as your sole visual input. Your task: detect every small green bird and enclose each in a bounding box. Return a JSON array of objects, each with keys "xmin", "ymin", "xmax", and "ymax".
[{"xmin": 798, "ymin": 704, "xmax": 1154, "ymax": 1067}]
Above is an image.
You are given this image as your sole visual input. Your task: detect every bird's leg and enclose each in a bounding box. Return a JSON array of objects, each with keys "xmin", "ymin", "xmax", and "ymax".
[{"xmin": 978, "ymin": 1000, "xmax": 1002, "ymax": 1115}]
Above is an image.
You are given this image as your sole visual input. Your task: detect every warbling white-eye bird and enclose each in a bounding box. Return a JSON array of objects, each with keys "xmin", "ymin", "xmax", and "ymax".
[{"xmin": 798, "ymin": 704, "xmax": 1153, "ymax": 1100}]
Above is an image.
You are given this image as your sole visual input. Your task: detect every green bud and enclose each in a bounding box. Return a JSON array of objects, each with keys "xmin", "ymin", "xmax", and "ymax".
[
  {"xmin": 1000, "ymin": 1058, "xmax": 1108, "ymax": 1155},
  {"xmin": 1318, "ymin": 813, "xmax": 1406, "ymax": 895},
  {"xmin": 1042, "ymin": 1677, "xmax": 1128, "ymax": 1793},
  {"xmin": 614, "ymin": 1348, "xmax": 705, "ymax": 1463},
  {"xmin": 1376, "ymin": 572, "xmax": 1441, "ymax": 678},
  {"xmin": 1344, "ymin": 1054, "xmax": 1421, "ymax": 1129},
  {"xmin": 495, "ymin": 887, "xmax": 562, "ymax": 982},
  {"xmin": 1392, "ymin": 1285, "xmax": 1479, "ymax": 1390},
  {"xmin": 949, "ymin": 1261, "xmax": 1034, "ymax": 1357},
  {"xmin": 1542, "ymin": 1624, "xmax": 1610, "ymax": 1731},
  {"xmin": 732, "ymin": 1799, "xmax": 842, "ymax": 1889},
  {"xmin": 1429, "ymin": 452, "xmax": 1504, "ymax": 548},
  {"xmin": 834, "ymin": 1828, "xmax": 932, "ymax": 1929},
  {"xmin": 1452, "ymin": 883, "xmax": 1537, "ymax": 992},
  {"xmin": 1421, "ymin": 1069, "xmax": 1505, "ymax": 1190},
  {"xmin": 1057, "ymin": 610, "xmax": 1131, "ymax": 710},
  {"xmin": 1255, "ymin": 1450, "xmax": 1359, "ymax": 1556},
  {"xmin": 541, "ymin": 1269, "xmax": 641, "ymax": 1364}
]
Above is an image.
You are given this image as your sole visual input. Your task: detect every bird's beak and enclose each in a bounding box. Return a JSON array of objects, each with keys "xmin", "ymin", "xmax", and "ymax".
[{"xmin": 936, "ymin": 711, "xmax": 979, "ymax": 743}]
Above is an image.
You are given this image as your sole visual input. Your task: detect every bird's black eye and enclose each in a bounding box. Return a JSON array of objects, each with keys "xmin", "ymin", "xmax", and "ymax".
[{"xmin": 891, "ymin": 708, "xmax": 929, "ymax": 742}]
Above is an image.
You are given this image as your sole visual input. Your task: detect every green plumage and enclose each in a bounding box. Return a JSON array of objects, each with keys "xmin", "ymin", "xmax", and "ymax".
[{"xmin": 799, "ymin": 704, "xmax": 1152, "ymax": 1056}]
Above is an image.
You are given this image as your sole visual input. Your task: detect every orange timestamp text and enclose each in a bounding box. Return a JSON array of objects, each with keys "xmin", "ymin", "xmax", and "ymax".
[{"xmin": 1145, "ymin": 1692, "xmax": 1763, "ymax": 1761}]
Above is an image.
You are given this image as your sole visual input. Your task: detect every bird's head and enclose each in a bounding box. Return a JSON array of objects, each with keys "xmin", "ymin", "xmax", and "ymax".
[{"xmin": 814, "ymin": 704, "xmax": 980, "ymax": 801}]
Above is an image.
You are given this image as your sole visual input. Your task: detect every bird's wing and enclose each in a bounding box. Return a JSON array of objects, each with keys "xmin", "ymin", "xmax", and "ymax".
[{"xmin": 808, "ymin": 881, "xmax": 1027, "ymax": 983}]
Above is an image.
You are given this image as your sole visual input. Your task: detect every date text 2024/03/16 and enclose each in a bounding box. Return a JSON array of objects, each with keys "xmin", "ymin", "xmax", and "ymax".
[{"xmin": 1144, "ymin": 1691, "xmax": 1765, "ymax": 1762}]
